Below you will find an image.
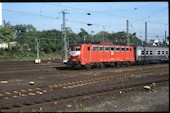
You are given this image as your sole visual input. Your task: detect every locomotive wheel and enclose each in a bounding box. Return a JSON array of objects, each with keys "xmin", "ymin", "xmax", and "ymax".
[
  {"xmin": 99, "ymin": 63, "xmax": 105, "ymax": 69},
  {"xmin": 116, "ymin": 62, "xmax": 120, "ymax": 67},
  {"xmin": 85, "ymin": 64, "xmax": 92, "ymax": 70},
  {"xmin": 126, "ymin": 62, "xmax": 130, "ymax": 67}
]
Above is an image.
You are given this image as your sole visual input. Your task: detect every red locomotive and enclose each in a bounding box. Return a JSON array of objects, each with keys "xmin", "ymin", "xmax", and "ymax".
[{"xmin": 67, "ymin": 42, "xmax": 135, "ymax": 69}]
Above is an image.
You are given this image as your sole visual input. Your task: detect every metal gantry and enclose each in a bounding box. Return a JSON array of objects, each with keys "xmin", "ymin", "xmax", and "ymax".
[{"xmin": 61, "ymin": 10, "xmax": 69, "ymax": 63}]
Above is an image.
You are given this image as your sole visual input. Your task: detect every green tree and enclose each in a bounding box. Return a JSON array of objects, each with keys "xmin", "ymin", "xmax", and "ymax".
[
  {"xmin": 93, "ymin": 31, "xmax": 111, "ymax": 42},
  {"xmin": 14, "ymin": 24, "xmax": 37, "ymax": 51},
  {"xmin": 66, "ymin": 27, "xmax": 80, "ymax": 45},
  {"xmin": 37, "ymin": 29, "xmax": 62, "ymax": 54},
  {"xmin": 108, "ymin": 31, "xmax": 127, "ymax": 45},
  {"xmin": 129, "ymin": 33, "xmax": 143, "ymax": 46},
  {"xmin": 0, "ymin": 25, "xmax": 15, "ymax": 49},
  {"xmin": 78, "ymin": 28, "xmax": 90, "ymax": 43}
]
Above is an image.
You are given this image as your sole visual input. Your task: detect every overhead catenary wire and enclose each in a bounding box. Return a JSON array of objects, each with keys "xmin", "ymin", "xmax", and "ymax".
[
  {"xmin": 2, "ymin": 6, "xmax": 168, "ymax": 27},
  {"xmin": 132, "ymin": 7, "xmax": 168, "ymax": 23},
  {"xmin": 2, "ymin": 9, "xmax": 58, "ymax": 20},
  {"xmin": 2, "ymin": 8, "xmax": 129, "ymax": 32},
  {"xmin": 36, "ymin": 14, "xmax": 62, "ymax": 30},
  {"xmin": 43, "ymin": 2, "xmax": 168, "ymax": 26},
  {"xmin": 2, "ymin": 4, "xmax": 168, "ymax": 39}
]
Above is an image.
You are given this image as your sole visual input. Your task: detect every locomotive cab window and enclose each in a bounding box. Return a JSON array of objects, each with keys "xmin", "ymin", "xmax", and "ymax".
[
  {"xmin": 75, "ymin": 46, "xmax": 81, "ymax": 51},
  {"xmin": 70, "ymin": 46, "xmax": 81, "ymax": 51}
]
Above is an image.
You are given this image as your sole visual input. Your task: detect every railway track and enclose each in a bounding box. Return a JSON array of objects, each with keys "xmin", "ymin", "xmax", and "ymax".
[
  {"xmin": 0, "ymin": 62, "xmax": 169, "ymax": 112},
  {"xmin": 0, "ymin": 77, "xmax": 168, "ymax": 112},
  {"xmin": 0, "ymin": 64, "xmax": 168, "ymax": 112},
  {"xmin": 0, "ymin": 63, "xmax": 62, "ymax": 72},
  {"xmin": 0, "ymin": 66, "xmax": 168, "ymax": 100},
  {"xmin": 0, "ymin": 62, "xmax": 168, "ymax": 76}
]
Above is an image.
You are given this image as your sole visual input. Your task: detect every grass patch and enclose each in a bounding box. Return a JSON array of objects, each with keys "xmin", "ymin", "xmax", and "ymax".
[{"xmin": 0, "ymin": 50, "xmax": 62, "ymax": 61}]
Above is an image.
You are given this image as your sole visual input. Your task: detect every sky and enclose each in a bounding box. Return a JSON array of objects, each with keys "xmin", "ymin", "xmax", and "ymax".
[{"xmin": 2, "ymin": 2, "xmax": 169, "ymax": 42}]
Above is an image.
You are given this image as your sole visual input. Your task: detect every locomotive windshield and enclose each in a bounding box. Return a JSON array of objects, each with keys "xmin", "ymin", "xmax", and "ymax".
[{"xmin": 70, "ymin": 46, "xmax": 81, "ymax": 51}]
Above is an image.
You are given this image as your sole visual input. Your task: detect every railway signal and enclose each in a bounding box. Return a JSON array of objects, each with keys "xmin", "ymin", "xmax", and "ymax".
[{"xmin": 35, "ymin": 38, "xmax": 41, "ymax": 64}]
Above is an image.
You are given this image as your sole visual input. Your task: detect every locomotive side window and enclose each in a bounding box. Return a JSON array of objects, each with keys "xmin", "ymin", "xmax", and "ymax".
[
  {"xmin": 92, "ymin": 46, "xmax": 98, "ymax": 51},
  {"xmin": 104, "ymin": 46, "xmax": 110, "ymax": 51},
  {"xmin": 99, "ymin": 46, "xmax": 103, "ymax": 51},
  {"xmin": 116, "ymin": 47, "xmax": 120, "ymax": 51},
  {"xmin": 125, "ymin": 48, "xmax": 129, "ymax": 51},
  {"xmin": 110, "ymin": 47, "xmax": 115, "ymax": 51},
  {"xmin": 121, "ymin": 48, "xmax": 125, "ymax": 52}
]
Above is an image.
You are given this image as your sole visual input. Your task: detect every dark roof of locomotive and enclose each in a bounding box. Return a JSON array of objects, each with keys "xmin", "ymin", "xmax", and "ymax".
[{"xmin": 70, "ymin": 41, "xmax": 130, "ymax": 47}]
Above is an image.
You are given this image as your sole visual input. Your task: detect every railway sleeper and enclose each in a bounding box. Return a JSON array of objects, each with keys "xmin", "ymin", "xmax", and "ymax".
[
  {"xmin": 13, "ymin": 104, "xmax": 23, "ymax": 108},
  {"xmin": 23, "ymin": 101, "xmax": 35, "ymax": 106},
  {"xmin": 34, "ymin": 99, "xmax": 44, "ymax": 104},
  {"xmin": 43, "ymin": 98, "xmax": 52, "ymax": 102},
  {"xmin": 0, "ymin": 103, "xmax": 23, "ymax": 110},
  {"xmin": 0, "ymin": 106, "xmax": 12, "ymax": 110}
]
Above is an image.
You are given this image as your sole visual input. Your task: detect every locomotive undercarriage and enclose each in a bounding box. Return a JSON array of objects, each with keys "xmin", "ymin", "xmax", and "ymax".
[
  {"xmin": 68, "ymin": 61, "xmax": 133, "ymax": 70},
  {"xmin": 67, "ymin": 61, "xmax": 82, "ymax": 69},
  {"xmin": 68, "ymin": 58, "xmax": 168, "ymax": 70}
]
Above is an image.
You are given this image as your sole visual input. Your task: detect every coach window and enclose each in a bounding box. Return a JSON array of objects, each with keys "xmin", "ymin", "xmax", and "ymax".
[
  {"xmin": 146, "ymin": 51, "xmax": 149, "ymax": 55},
  {"xmin": 150, "ymin": 51, "xmax": 153, "ymax": 55},
  {"xmin": 116, "ymin": 47, "xmax": 120, "ymax": 51},
  {"xmin": 142, "ymin": 51, "xmax": 144, "ymax": 55},
  {"xmin": 104, "ymin": 46, "xmax": 110, "ymax": 52},
  {"xmin": 110, "ymin": 47, "xmax": 115, "ymax": 51},
  {"xmin": 92, "ymin": 46, "xmax": 98, "ymax": 51},
  {"xmin": 129, "ymin": 48, "xmax": 132, "ymax": 51},
  {"xmin": 162, "ymin": 51, "xmax": 164, "ymax": 55},
  {"xmin": 99, "ymin": 46, "xmax": 103, "ymax": 51},
  {"xmin": 166, "ymin": 51, "xmax": 168, "ymax": 55}
]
